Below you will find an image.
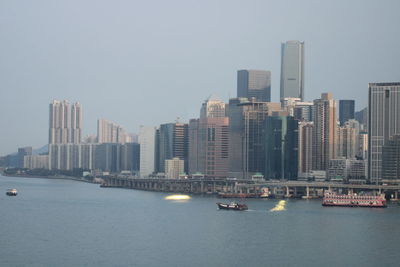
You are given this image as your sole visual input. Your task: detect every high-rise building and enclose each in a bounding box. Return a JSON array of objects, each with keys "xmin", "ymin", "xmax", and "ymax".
[
  {"xmin": 71, "ymin": 102, "xmax": 82, "ymax": 144},
  {"xmin": 368, "ymin": 83, "xmax": 400, "ymax": 183},
  {"xmin": 357, "ymin": 132, "xmax": 368, "ymax": 160},
  {"xmin": 339, "ymin": 100, "xmax": 355, "ymax": 126},
  {"xmin": 237, "ymin": 70, "xmax": 271, "ymax": 102},
  {"xmin": 138, "ymin": 126, "xmax": 156, "ymax": 177},
  {"xmin": 382, "ymin": 135, "xmax": 400, "ymax": 182},
  {"xmin": 312, "ymin": 93, "xmax": 337, "ymax": 171},
  {"xmin": 189, "ymin": 97, "xmax": 229, "ymax": 178},
  {"xmin": 264, "ymin": 115, "xmax": 298, "ymax": 180},
  {"xmin": 49, "ymin": 100, "xmax": 82, "ymax": 144},
  {"xmin": 97, "ymin": 119, "xmax": 127, "ymax": 144},
  {"xmin": 49, "ymin": 143, "xmax": 96, "ymax": 170},
  {"xmin": 298, "ymin": 121, "xmax": 313, "ymax": 176},
  {"xmin": 228, "ymin": 98, "xmax": 283, "ymax": 179},
  {"xmin": 355, "ymin": 107, "xmax": 368, "ymax": 132},
  {"xmin": 280, "ymin": 40, "xmax": 305, "ymax": 101},
  {"xmin": 337, "ymin": 120, "xmax": 359, "ymax": 159},
  {"xmin": 155, "ymin": 122, "xmax": 188, "ymax": 174},
  {"xmin": 120, "ymin": 143, "xmax": 140, "ymax": 173},
  {"xmin": 188, "ymin": 119, "xmax": 201, "ymax": 175}
]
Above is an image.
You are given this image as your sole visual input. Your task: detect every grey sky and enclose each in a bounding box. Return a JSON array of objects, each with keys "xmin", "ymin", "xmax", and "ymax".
[{"xmin": 1, "ymin": 0, "xmax": 399, "ymax": 155}]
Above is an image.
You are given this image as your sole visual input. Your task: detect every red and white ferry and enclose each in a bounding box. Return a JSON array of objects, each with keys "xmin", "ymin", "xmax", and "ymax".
[{"xmin": 322, "ymin": 191, "xmax": 387, "ymax": 208}]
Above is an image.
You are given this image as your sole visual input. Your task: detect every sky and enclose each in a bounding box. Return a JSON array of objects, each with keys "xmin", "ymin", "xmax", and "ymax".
[{"xmin": 0, "ymin": 0, "xmax": 399, "ymax": 155}]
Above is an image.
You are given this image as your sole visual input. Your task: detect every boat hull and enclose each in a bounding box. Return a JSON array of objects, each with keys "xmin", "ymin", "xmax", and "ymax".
[{"xmin": 217, "ymin": 202, "xmax": 248, "ymax": 211}]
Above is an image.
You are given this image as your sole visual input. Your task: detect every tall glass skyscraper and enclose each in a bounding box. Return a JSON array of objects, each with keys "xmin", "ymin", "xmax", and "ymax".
[
  {"xmin": 368, "ymin": 83, "xmax": 400, "ymax": 183},
  {"xmin": 237, "ymin": 70, "xmax": 271, "ymax": 102},
  {"xmin": 280, "ymin": 41, "xmax": 305, "ymax": 101}
]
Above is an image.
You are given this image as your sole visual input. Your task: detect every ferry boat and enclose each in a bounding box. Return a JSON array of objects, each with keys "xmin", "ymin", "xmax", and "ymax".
[
  {"xmin": 6, "ymin": 189, "xmax": 17, "ymax": 196},
  {"xmin": 322, "ymin": 191, "xmax": 386, "ymax": 208},
  {"xmin": 217, "ymin": 202, "xmax": 248, "ymax": 211}
]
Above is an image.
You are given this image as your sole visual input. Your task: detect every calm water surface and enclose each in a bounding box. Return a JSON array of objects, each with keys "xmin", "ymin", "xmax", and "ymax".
[{"xmin": 1, "ymin": 175, "xmax": 399, "ymax": 267}]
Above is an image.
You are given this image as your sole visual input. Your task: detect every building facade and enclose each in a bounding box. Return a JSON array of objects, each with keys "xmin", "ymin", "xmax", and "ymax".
[
  {"xmin": 237, "ymin": 70, "xmax": 271, "ymax": 102},
  {"xmin": 138, "ymin": 126, "xmax": 156, "ymax": 177},
  {"xmin": 156, "ymin": 122, "xmax": 189, "ymax": 174},
  {"xmin": 264, "ymin": 116, "xmax": 298, "ymax": 180},
  {"xmin": 382, "ymin": 135, "xmax": 400, "ymax": 182},
  {"xmin": 97, "ymin": 119, "xmax": 127, "ymax": 144},
  {"xmin": 339, "ymin": 100, "xmax": 355, "ymax": 126},
  {"xmin": 280, "ymin": 40, "xmax": 305, "ymax": 101},
  {"xmin": 49, "ymin": 100, "xmax": 82, "ymax": 144},
  {"xmin": 368, "ymin": 83, "xmax": 400, "ymax": 183},
  {"xmin": 298, "ymin": 121, "xmax": 313, "ymax": 175},
  {"xmin": 312, "ymin": 93, "xmax": 337, "ymax": 171}
]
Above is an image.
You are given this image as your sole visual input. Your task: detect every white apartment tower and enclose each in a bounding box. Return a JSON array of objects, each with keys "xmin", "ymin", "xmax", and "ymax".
[
  {"xmin": 97, "ymin": 119, "xmax": 127, "ymax": 144},
  {"xmin": 49, "ymin": 100, "xmax": 82, "ymax": 144}
]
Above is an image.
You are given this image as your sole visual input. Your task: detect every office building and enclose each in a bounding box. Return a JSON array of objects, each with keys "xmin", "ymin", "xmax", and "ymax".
[
  {"xmin": 280, "ymin": 40, "xmax": 305, "ymax": 100},
  {"xmin": 382, "ymin": 135, "xmax": 400, "ymax": 182},
  {"xmin": 189, "ymin": 97, "xmax": 229, "ymax": 178},
  {"xmin": 155, "ymin": 122, "xmax": 188, "ymax": 173},
  {"xmin": 312, "ymin": 93, "xmax": 337, "ymax": 171},
  {"xmin": 228, "ymin": 98, "xmax": 283, "ymax": 179},
  {"xmin": 339, "ymin": 100, "xmax": 355, "ymax": 126},
  {"xmin": 138, "ymin": 126, "xmax": 156, "ymax": 177},
  {"xmin": 368, "ymin": 83, "xmax": 400, "ymax": 183},
  {"xmin": 120, "ymin": 143, "xmax": 140, "ymax": 173},
  {"xmin": 264, "ymin": 115, "xmax": 298, "ymax": 180},
  {"xmin": 237, "ymin": 70, "xmax": 271, "ymax": 102}
]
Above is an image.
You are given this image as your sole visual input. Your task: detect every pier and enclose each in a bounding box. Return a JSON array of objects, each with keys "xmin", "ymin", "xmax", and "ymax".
[{"xmin": 103, "ymin": 177, "xmax": 400, "ymax": 199}]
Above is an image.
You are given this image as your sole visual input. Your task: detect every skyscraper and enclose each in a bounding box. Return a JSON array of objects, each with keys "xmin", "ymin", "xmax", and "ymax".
[
  {"xmin": 155, "ymin": 122, "xmax": 189, "ymax": 174},
  {"xmin": 49, "ymin": 100, "xmax": 82, "ymax": 144},
  {"xmin": 339, "ymin": 100, "xmax": 355, "ymax": 126},
  {"xmin": 368, "ymin": 82, "xmax": 400, "ymax": 183},
  {"xmin": 237, "ymin": 70, "xmax": 271, "ymax": 102},
  {"xmin": 280, "ymin": 40, "xmax": 305, "ymax": 101},
  {"xmin": 298, "ymin": 121, "xmax": 313, "ymax": 176},
  {"xmin": 189, "ymin": 97, "xmax": 229, "ymax": 178},
  {"xmin": 228, "ymin": 98, "xmax": 282, "ymax": 179},
  {"xmin": 138, "ymin": 126, "xmax": 156, "ymax": 177},
  {"xmin": 264, "ymin": 115, "xmax": 298, "ymax": 180},
  {"xmin": 312, "ymin": 93, "xmax": 337, "ymax": 171}
]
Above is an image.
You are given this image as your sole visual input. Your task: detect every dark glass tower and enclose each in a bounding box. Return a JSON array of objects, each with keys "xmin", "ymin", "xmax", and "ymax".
[
  {"xmin": 155, "ymin": 122, "xmax": 189, "ymax": 173},
  {"xmin": 237, "ymin": 70, "xmax": 271, "ymax": 102},
  {"xmin": 264, "ymin": 116, "xmax": 299, "ymax": 180},
  {"xmin": 339, "ymin": 100, "xmax": 355, "ymax": 126}
]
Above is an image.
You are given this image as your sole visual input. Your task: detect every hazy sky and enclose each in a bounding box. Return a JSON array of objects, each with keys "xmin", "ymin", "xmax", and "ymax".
[{"xmin": 1, "ymin": 0, "xmax": 399, "ymax": 155}]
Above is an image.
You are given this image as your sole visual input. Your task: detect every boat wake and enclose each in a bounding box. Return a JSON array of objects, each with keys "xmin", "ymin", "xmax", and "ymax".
[{"xmin": 270, "ymin": 200, "xmax": 286, "ymax": 212}]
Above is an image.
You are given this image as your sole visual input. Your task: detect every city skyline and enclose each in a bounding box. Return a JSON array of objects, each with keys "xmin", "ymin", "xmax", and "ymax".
[{"xmin": 1, "ymin": 1, "xmax": 400, "ymax": 155}]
